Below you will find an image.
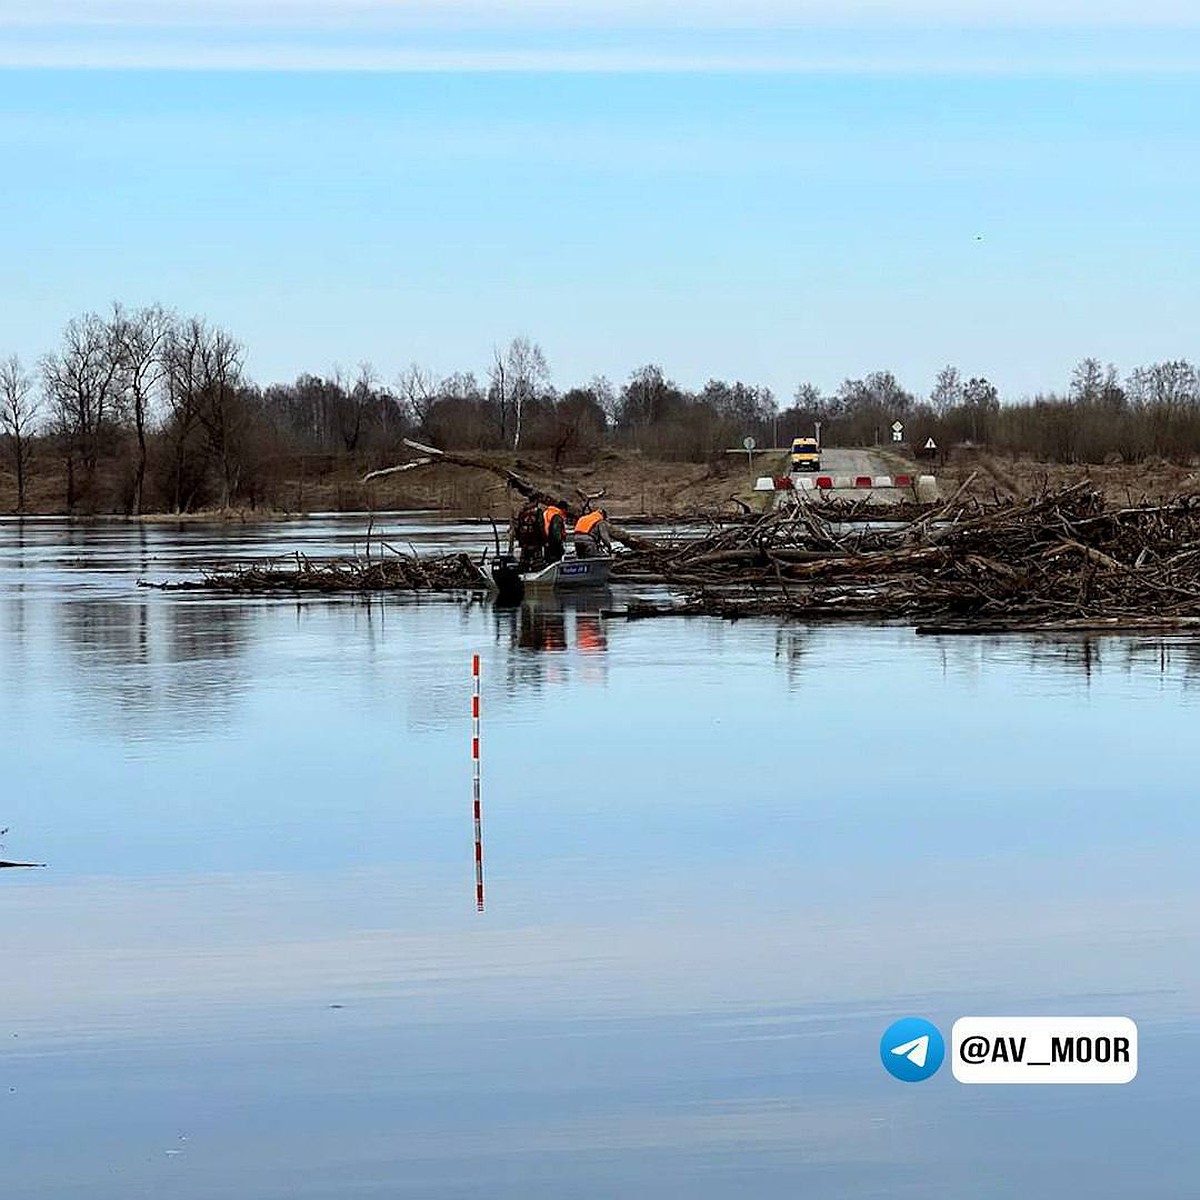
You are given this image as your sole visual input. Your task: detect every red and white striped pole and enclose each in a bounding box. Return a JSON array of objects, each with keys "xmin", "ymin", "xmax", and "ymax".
[{"xmin": 471, "ymin": 653, "xmax": 485, "ymax": 912}]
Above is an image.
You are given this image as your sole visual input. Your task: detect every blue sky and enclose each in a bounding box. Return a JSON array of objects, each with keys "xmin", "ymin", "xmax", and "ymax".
[{"xmin": 0, "ymin": 4, "xmax": 1198, "ymax": 402}]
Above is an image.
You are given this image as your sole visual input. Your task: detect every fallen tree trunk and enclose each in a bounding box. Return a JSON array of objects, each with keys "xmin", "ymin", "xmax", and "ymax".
[{"xmin": 363, "ymin": 439, "xmax": 661, "ymax": 552}]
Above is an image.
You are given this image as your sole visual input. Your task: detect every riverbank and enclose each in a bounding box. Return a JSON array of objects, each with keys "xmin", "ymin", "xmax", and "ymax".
[
  {"xmin": 6, "ymin": 445, "xmax": 1200, "ymax": 521},
  {"xmin": 0, "ymin": 448, "xmax": 783, "ymax": 522},
  {"xmin": 937, "ymin": 447, "xmax": 1200, "ymax": 504}
]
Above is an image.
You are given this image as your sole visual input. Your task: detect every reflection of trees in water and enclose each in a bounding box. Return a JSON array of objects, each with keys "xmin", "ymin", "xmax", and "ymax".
[
  {"xmin": 0, "ymin": 583, "xmax": 30, "ymax": 691},
  {"xmin": 1091, "ymin": 636, "xmax": 1200, "ymax": 684},
  {"xmin": 166, "ymin": 600, "xmax": 247, "ymax": 666},
  {"xmin": 0, "ymin": 517, "xmax": 30, "ymax": 570},
  {"xmin": 766, "ymin": 624, "xmax": 1200, "ymax": 693},
  {"xmin": 0, "ymin": 522, "xmax": 31, "ymax": 675},
  {"xmin": 58, "ymin": 595, "xmax": 250, "ymax": 735},
  {"xmin": 774, "ymin": 627, "xmax": 809, "ymax": 682},
  {"xmin": 935, "ymin": 633, "xmax": 1200, "ymax": 687}
]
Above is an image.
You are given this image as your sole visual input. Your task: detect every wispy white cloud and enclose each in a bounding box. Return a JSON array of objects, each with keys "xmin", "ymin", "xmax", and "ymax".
[
  {"xmin": 1, "ymin": 36, "xmax": 1199, "ymax": 74},
  {"xmin": 1, "ymin": 1, "xmax": 1199, "ymax": 70},
  {"xmin": 4, "ymin": 0, "xmax": 1200, "ymax": 29}
]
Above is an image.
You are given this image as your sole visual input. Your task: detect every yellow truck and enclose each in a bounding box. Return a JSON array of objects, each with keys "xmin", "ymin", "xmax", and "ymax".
[{"xmin": 790, "ymin": 436, "xmax": 821, "ymax": 472}]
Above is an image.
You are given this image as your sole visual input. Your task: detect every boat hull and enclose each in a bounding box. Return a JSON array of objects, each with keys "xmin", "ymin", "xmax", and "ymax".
[{"xmin": 488, "ymin": 555, "xmax": 613, "ymax": 592}]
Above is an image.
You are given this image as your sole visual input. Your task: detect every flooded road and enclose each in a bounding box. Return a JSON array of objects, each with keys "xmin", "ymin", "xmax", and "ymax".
[{"xmin": 1, "ymin": 515, "xmax": 1197, "ymax": 1198}]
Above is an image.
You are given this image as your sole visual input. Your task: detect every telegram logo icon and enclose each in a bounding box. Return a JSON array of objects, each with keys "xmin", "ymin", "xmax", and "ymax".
[{"xmin": 880, "ymin": 1017, "xmax": 945, "ymax": 1082}]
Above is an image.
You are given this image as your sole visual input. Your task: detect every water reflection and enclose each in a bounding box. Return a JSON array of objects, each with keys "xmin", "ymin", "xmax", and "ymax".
[
  {"xmin": 53, "ymin": 595, "xmax": 250, "ymax": 737},
  {"xmin": 925, "ymin": 629, "xmax": 1200, "ymax": 687},
  {"xmin": 2, "ymin": 516, "xmax": 1200, "ymax": 1200},
  {"xmin": 773, "ymin": 626, "xmax": 811, "ymax": 681},
  {"xmin": 516, "ymin": 593, "xmax": 610, "ymax": 655},
  {"xmin": 493, "ymin": 591, "xmax": 612, "ymax": 692}
]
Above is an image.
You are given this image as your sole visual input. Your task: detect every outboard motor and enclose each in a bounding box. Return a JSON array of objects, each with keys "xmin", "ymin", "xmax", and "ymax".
[{"xmin": 491, "ymin": 554, "xmax": 525, "ymax": 604}]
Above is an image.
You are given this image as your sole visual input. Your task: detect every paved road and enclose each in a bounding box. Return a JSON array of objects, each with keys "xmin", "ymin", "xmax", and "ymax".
[
  {"xmin": 809, "ymin": 447, "xmax": 901, "ymax": 479},
  {"xmin": 772, "ymin": 445, "xmax": 931, "ymax": 506}
]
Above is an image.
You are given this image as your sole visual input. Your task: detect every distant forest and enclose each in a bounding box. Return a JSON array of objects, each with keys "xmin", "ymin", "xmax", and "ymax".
[{"xmin": 2, "ymin": 303, "xmax": 1200, "ymax": 513}]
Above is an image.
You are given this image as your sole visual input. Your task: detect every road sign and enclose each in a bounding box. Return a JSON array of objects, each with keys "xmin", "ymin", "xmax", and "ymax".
[
  {"xmin": 892, "ymin": 421, "xmax": 904, "ymax": 434},
  {"xmin": 742, "ymin": 436, "xmax": 756, "ymax": 451},
  {"xmin": 892, "ymin": 430, "xmax": 903, "ymax": 442},
  {"xmin": 925, "ymin": 437, "xmax": 937, "ymax": 450}
]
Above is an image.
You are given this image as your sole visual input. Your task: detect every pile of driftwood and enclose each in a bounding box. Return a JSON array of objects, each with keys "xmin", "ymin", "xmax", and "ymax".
[
  {"xmin": 145, "ymin": 549, "xmax": 485, "ymax": 594},
  {"xmin": 612, "ymin": 482, "xmax": 1200, "ymax": 633},
  {"xmin": 145, "ymin": 432, "xmax": 1200, "ymax": 632}
]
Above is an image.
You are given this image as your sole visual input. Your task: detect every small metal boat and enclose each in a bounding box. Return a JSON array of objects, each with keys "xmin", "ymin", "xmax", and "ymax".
[{"xmin": 488, "ymin": 553, "xmax": 613, "ymax": 599}]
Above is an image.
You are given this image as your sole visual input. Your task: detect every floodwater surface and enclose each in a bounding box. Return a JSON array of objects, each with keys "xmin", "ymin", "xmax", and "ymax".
[{"xmin": 1, "ymin": 515, "xmax": 1197, "ymax": 1199}]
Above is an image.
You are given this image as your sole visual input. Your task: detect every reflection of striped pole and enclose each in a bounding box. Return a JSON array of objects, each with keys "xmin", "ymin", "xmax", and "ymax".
[{"xmin": 472, "ymin": 653, "xmax": 485, "ymax": 912}]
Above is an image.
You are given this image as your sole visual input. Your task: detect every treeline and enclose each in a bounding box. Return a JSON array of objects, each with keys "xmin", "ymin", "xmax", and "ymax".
[
  {"xmin": 2, "ymin": 303, "xmax": 1199, "ymax": 514},
  {"xmin": 2, "ymin": 305, "xmax": 411, "ymax": 515},
  {"xmin": 0, "ymin": 308, "xmax": 779, "ymax": 513},
  {"xmin": 785, "ymin": 360, "xmax": 1200, "ymax": 466}
]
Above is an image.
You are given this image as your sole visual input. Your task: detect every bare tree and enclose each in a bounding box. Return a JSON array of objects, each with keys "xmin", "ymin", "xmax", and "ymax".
[
  {"xmin": 1126, "ymin": 360, "xmax": 1198, "ymax": 411},
  {"xmin": 838, "ymin": 370, "xmax": 913, "ymax": 413},
  {"xmin": 161, "ymin": 318, "xmax": 211, "ymax": 512},
  {"xmin": 489, "ymin": 336, "xmax": 550, "ymax": 449},
  {"xmin": 509, "ymin": 337, "xmax": 549, "ymax": 450},
  {"xmin": 41, "ymin": 312, "xmax": 125, "ymax": 507},
  {"xmin": 0, "ymin": 356, "xmax": 40, "ymax": 512},
  {"xmin": 329, "ymin": 362, "xmax": 379, "ymax": 453},
  {"xmin": 962, "ymin": 376, "xmax": 1000, "ymax": 442},
  {"xmin": 589, "ymin": 374, "xmax": 617, "ymax": 427},
  {"xmin": 930, "ymin": 365, "xmax": 963, "ymax": 416},
  {"xmin": 793, "ymin": 381, "xmax": 823, "ymax": 410},
  {"xmin": 487, "ymin": 346, "xmax": 510, "ymax": 445},
  {"xmin": 110, "ymin": 302, "xmax": 172, "ymax": 515},
  {"xmin": 617, "ymin": 364, "xmax": 675, "ymax": 433},
  {"xmin": 549, "ymin": 385, "xmax": 608, "ymax": 467},
  {"xmin": 1069, "ymin": 357, "xmax": 1105, "ymax": 403},
  {"xmin": 397, "ymin": 363, "xmax": 438, "ymax": 432},
  {"xmin": 194, "ymin": 324, "xmax": 246, "ymax": 509}
]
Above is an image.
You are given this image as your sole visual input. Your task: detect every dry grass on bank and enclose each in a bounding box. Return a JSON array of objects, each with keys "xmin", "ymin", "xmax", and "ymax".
[
  {"xmin": 7, "ymin": 444, "xmax": 1200, "ymax": 521},
  {"xmin": 936, "ymin": 447, "xmax": 1200, "ymax": 505},
  {"xmin": 0, "ymin": 448, "xmax": 783, "ymax": 520}
]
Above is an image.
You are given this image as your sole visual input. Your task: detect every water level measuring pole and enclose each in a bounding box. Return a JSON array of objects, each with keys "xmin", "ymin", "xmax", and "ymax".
[{"xmin": 472, "ymin": 653, "xmax": 485, "ymax": 912}]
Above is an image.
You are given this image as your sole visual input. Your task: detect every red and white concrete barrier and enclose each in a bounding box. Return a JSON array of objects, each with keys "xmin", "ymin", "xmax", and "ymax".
[
  {"xmin": 755, "ymin": 473, "xmax": 937, "ymax": 503},
  {"xmin": 756, "ymin": 474, "xmax": 923, "ymax": 492}
]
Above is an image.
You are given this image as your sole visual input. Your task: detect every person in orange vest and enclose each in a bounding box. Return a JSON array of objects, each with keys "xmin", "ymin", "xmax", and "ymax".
[
  {"xmin": 542, "ymin": 503, "xmax": 567, "ymax": 564},
  {"xmin": 513, "ymin": 499, "xmax": 545, "ymax": 571},
  {"xmin": 573, "ymin": 507, "xmax": 612, "ymax": 559},
  {"xmin": 575, "ymin": 611, "xmax": 608, "ymax": 653}
]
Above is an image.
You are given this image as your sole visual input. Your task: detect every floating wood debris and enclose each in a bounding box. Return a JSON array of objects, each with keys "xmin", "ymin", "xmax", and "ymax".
[
  {"xmin": 140, "ymin": 548, "xmax": 486, "ymax": 594},
  {"xmin": 609, "ymin": 483, "xmax": 1200, "ymax": 631},
  {"xmin": 146, "ymin": 473, "xmax": 1200, "ymax": 633}
]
